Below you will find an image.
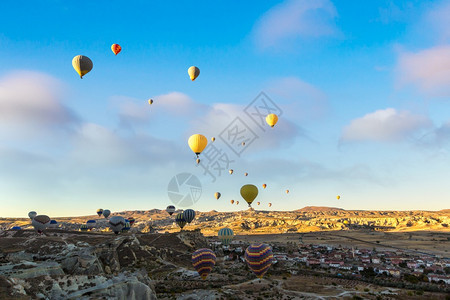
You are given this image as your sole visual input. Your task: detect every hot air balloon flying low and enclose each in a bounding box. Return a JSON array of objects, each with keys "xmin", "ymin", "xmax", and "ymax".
[
  {"xmin": 229, "ymin": 169, "xmax": 233, "ymax": 175},
  {"xmin": 175, "ymin": 213, "xmax": 186, "ymax": 229},
  {"xmin": 183, "ymin": 209, "xmax": 196, "ymax": 224},
  {"xmin": 166, "ymin": 205, "xmax": 176, "ymax": 216},
  {"xmin": 262, "ymin": 184, "xmax": 267, "ymax": 189},
  {"xmin": 49, "ymin": 220, "xmax": 58, "ymax": 229},
  {"xmin": 266, "ymin": 114, "xmax": 278, "ymax": 128},
  {"xmin": 245, "ymin": 244, "xmax": 274, "ymax": 278},
  {"xmin": 72, "ymin": 55, "xmax": 93, "ymax": 79},
  {"xmin": 188, "ymin": 134, "xmax": 207, "ymax": 158},
  {"xmin": 109, "ymin": 216, "xmax": 126, "ymax": 234},
  {"xmin": 337, "ymin": 195, "xmax": 341, "ymax": 200},
  {"xmin": 122, "ymin": 221, "xmax": 131, "ymax": 232},
  {"xmin": 32, "ymin": 215, "xmax": 50, "ymax": 233},
  {"xmin": 188, "ymin": 66, "xmax": 200, "ymax": 81},
  {"xmin": 230, "ymin": 200, "xmax": 235, "ymax": 205},
  {"xmin": 214, "ymin": 192, "xmax": 221, "ymax": 200},
  {"xmin": 240, "ymin": 184, "xmax": 258, "ymax": 207},
  {"xmin": 128, "ymin": 217, "xmax": 135, "ymax": 226},
  {"xmin": 80, "ymin": 224, "xmax": 89, "ymax": 232},
  {"xmin": 218, "ymin": 228, "xmax": 234, "ymax": 246},
  {"xmin": 103, "ymin": 209, "xmax": 111, "ymax": 219},
  {"xmin": 192, "ymin": 248, "xmax": 216, "ymax": 280},
  {"xmin": 148, "ymin": 99, "xmax": 154, "ymax": 105},
  {"xmin": 86, "ymin": 220, "xmax": 96, "ymax": 230},
  {"xmin": 111, "ymin": 43, "xmax": 122, "ymax": 55},
  {"xmin": 28, "ymin": 211, "xmax": 37, "ymax": 220},
  {"xmin": 96, "ymin": 209, "xmax": 103, "ymax": 217}
]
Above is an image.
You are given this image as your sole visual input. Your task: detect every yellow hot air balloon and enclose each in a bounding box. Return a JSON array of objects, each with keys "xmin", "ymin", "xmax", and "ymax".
[
  {"xmin": 266, "ymin": 114, "xmax": 278, "ymax": 128},
  {"xmin": 148, "ymin": 99, "xmax": 154, "ymax": 105},
  {"xmin": 240, "ymin": 184, "xmax": 258, "ymax": 207},
  {"xmin": 211, "ymin": 137, "xmax": 215, "ymax": 142},
  {"xmin": 337, "ymin": 195, "xmax": 340, "ymax": 200},
  {"xmin": 215, "ymin": 192, "xmax": 221, "ymax": 200},
  {"xmin": 244, "ymin": 172, "xmax": 248, "ymax": 176},
  {"xmin": 262, "ymin": 184, "xmax": 267, "ymax": 189},
  {"xmin": 72, "ymin": 55, "xmax": 93, "ymax": 79},
  {"xmin": 257, "ymin": 202, "xmax": 260, "ymax": 206},
  {"xmin": 188, "ymin": 134, "xmax": 207, "ymax": 158},
  {"xmin": 231, "ymin": 200, "xmax": 234, "ymax": 205},
  {"xmin": 229, "ymin": 169, "xmax": 233, "ymax": 175},
  {"xmin": 268, "ymin": 203, "xmax": 272, "ymax": 207},
  {"xmin": 188, "ymin": 66, "xmax": 200, "ymax": 81}
]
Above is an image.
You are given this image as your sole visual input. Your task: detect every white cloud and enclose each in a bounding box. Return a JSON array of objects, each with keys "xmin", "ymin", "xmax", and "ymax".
[
  {"xmin": 253, "ymin": 0, "xmax": 339, "ymax": 49},
  {"xmin": 396, "ymin": 46, "xmax": 450, "ymax": 96},
  {"xmin": 341, "ymin": 108, "xmax": 431, "ymax": 142},
  {"xmin": 0, "ymin": 71, "xmax": 78, "ymax": 136}
]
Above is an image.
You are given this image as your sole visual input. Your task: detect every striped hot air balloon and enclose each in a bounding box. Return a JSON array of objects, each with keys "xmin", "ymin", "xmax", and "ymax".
[
  {"xmin": 122, "ymin": 221, "xmax": 131, "ymax": 232},
  {"xmin": 245, "ymin": 244, "xmax": 273, "ymax": 278},
  {"xmin": 218, "ymin": 228, "xmax": 234, "ymax": 246},
  {"xmin": 192, "ymin": 248, "xmax": 216, "ymax": 280},
  {"xmin": 96, "ymin": 209, "xmax": 103, "ymax": 217},
  {"xmin": 80, "ymin": 224, "xmax": 89, "ymax": 232},
  {"xmin": 183, "ymin": 209, "xmax": 195, "ymax": 224},
  {"xmin": 175, "ymin": 213, "xmax": 186, "ymax": 229},
  {"xmin": 128, "ymin": 217, "xmax": 135, "ymax": 226}
]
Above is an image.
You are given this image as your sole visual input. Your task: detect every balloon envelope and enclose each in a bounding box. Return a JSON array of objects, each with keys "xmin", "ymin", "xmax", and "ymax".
[
  {"xmin": 96, "ymin": 209, "xmax": 103, "ymax": 217},
  {"xmin": 28, "ymin": 211, "xmax": 37, "ymax": 219},
  {"xmin": 337, "ymin": 195, "xmax": 340, "ymax": 200},
  {"xmin": 111, "ymin": 43, "xmax": 121, "ymax": 55},
  {"xmin": 188, "ymin": 134, "xmax": 207, "ymax": 157},
  {"xmin": 188, "ymin": 66, "xmax": 200, "ymax": 81},
  {"xmin": 265, "ymin": 114, "xmax": 278, "ymax": 127},
  {"xmin": 218, "ymin": 228, "xmax": 234, "ymax": 246},
  {"xmin": 214, "ymin": 192, "xmax": 221, "ymax": 200},
  {"xmin": 175, "ymin": 213, "xmax": 186, "ymax": 229},
  {"xmin": 166, "ymin": 205, "xmax": 176, "ymax": 216},
  {"xmin": 262, "ymin": 184, "xmax": 267, "ymax": 189},
  {"xmin": 72, "ymin": 55, "xmax": 93, "ymax": 78},
  {"xmin": 245, "ymin": 244, "xmax": 273, "ymax": 278},
  {"xmin": 192, "ymin": 248, "xmax": 216, "ymax": 280},
  {"xmin": 32, "ymin": 215, "xmax": 50, "ymax": 232},
  {"xmin": 103, "ymin": 209, "xmax": 111, "ymax": 218},
  {"xmin": 240, "ymin": 184, "xmax": 258, "ymax": 206},
  {"xmin": 183, "ymin": 209, "xmax": 195, "ymax": 224},
  {"xmin": 128, "ymin": 217, "xmax": 135, "ymax": 226},
  {"xmin": 86, "ymin": 220, "xmax": 96, "ymax": 229},
  {"xmin": 109, "ymin": 216, "xmax": 126, "ymax": 234}
]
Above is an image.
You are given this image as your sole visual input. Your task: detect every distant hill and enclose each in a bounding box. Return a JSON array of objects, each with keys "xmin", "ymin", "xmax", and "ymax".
[{"xmin": 296, "ymin": 206, "xmax": 345, "ymax": 212}]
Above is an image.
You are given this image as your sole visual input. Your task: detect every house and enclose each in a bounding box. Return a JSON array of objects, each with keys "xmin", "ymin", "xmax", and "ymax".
[
  {"xmin": 339, "ymin": 264, "xmax": 352, "ymax": 270},
  {"xmin": 388, "ymin": 269, "xmax": 401, "ymax": 278},
  {"xmin": 407, "ymin": 262, "xmax": 418, "ymax": 269},
  {"xmin": 306, "ymin": 259, "xmax": 320, "ymax": 266},
  {"xmin": 428, "ymin": 274, "xmax": 450, "ymax": 284},
  {"xmin": 371, "ymin": 258, "xmax": 381, "ymax": 264}
]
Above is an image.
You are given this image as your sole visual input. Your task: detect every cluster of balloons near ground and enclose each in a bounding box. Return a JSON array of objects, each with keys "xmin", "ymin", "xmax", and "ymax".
[{"xmin": 164, "ymin": 206, "xmax": 196, "ymax": 230}]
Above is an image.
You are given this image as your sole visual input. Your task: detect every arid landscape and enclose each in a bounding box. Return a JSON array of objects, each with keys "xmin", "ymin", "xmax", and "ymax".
[{"xmin": 0, "ymin": 207, "xmax": 449, "ymax": 299}]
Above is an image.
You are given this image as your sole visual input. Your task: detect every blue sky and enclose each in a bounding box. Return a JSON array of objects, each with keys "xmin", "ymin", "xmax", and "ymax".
[{"xmin": 0, "ymin": 0, "xmax": 449, "ymax": 217}]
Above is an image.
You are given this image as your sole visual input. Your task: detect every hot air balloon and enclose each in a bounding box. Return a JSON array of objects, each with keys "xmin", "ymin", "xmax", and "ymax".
[
  {"xmin": 72, "ymin": 55, "xmax": 93, "ymax": 79},
  {"xmin": 241, "ymin": 142, "xmax": 246, "ymax": 146},
  {"xmin": 183, "ymin": 209, "xmax": 195, "ymax": 224},
  {"xmin": 32, "ymin": 215, "xmax": 50, "ymax": 233},
  {"xmin": 262, "ymin": 184, "xmax": 267, "ymax": 189},
  {"xmin": 49, "ymin": 220, "xmax": 58, "ymax": 229},
  {"xmin": 103, "ymin": 209, "xmax": 111, "ymax": 219},
  {"xmin": 230, "ymin": 200, "xmax": 234, "ymax": 205},
  {"xmin": 286, "ymin": 190, "xmax": 289, "ymax": 194},
  {"xmin": 214, "ymin": 192, "xmax": 221, "ymax": 200},
  {"xmin": 109, "ymin": 216, "xmax": 126, "ymax": 234},
  {"xmin": 86, "ymin": 220, "xmax": 96, "ymax": 230},
  {"xmin": 188, "ymin": 134, "xmax": 207, "ymax": 158},
  {"xmin": 80, "ymin": 224, "xmax": 89, "ymax": 232},
  {"xmin": 166, "ymin": 205, "xmax": 176, "ymax": 216},
  {"xmin": 96, "ymin": 209, "xmax": 103, "ymax": 217},
  {"xmin": 266, "ymin": 114, "xmax": 278, "ymax": 128},
  {"xmin": 244, "ymin": 172, "xmax": 248, "ymax": 176},
  {"xmin": 122, "ymin": 221, "xmax": 131, "ymax": 232},
  {"xmin": 28, "ymin": 211, "xmax": 37, "ymax": 220},
  {"xmin": 236, "ymin": 201, "xmax": 239, "ymax": 205},
  {"xmin": 257, "ymin": 202, "xmax": 260, "ymax": 206},
  {"xmin": 175, "ymin": 213, "xmax": 186, "ymax": 229},
  {"xmin": 128, "ymin": 217, "xmax": 135, "ymax": 226},
  {"xmin": 218, "ymin": 228, "xmax": 234, "ymax": 246},
  {"xmin": 229, "ymin": 169, "xmax": 233, "ymax": 175},
  {"xmin": 111, "ymin": 44, "xmax": 121, "ymax": 55},
  {"xmin": 192, "ymin": 248, "xmax": 216, "ymax": 280},
  {"xmin": 245, "ymin": 244, "xmax": 273, "ymax": 278},
  {"xmin": 211, "ymin": 137, "xmax": 215, "ymax": 142},
  {"xmin": 240, "ymin": 184, "xmax": 258, "ymax": 207},
  {"xmin": 343, "ymin": 220, "xmax": 349, "ymax": 225},
  {"xmin": 337, "ymin": 195, "xmax": 340, "ymax": 200},
  {"xmin": 188, "ymin": 66, "xmax": 200, "ymax": 81},
  {"xmin": 148, "ymin": 99, "xmax": 154, "ymax": 105},
  {"xmin": 268, "ymin": 203, "xmax": 272, "ymax": 207}
]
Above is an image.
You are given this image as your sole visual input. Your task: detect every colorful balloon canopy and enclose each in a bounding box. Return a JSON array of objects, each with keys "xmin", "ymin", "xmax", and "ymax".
[
  {"xmin": 245, "ymin": 243, "xmax": 274, "ymax": 278},
  {"xmin": 96, "ymin": 209, "xmax": 103, "ymax": 217},
  {"xmin": 214, "ymin": 192, "xmax": 221, "ymax": 200},
  {"xmin": 262, "ymin": 184, "xmax": 267, "ymax": 189},
  {"xmin": 266, "ymin": 114, "xmax": 278, "ymax": 128},
  {"xmin": 183, "ymin": 209, "xmax": 195, "ymax": 224},
  {"xmin": 103, "ymin": 209, "xmax": 111, "ymax": 218},
  {"xmin": 188, "ymin": 134, "xmax": 207, "ymax": 157},
  {"xmin": 148, "ymin": 99, "xmax": 154, "ymax": 105},
  {"xmin": 188, "ymin": 66, "xmax": 200, "ymax": 81},
  {"xmin": 218, "ymin": 228, "xmax": 234, "ymax": 246},
  {"xmin": 175, "ymin": 213, "xmax": 186, "ymax": 229},
  {"xmin": 86, "ymin": 220, "xmax": 96, "ymax": 229},
  {"xmin": 167, "ymin": 205, "xmax": 176, "ymax": 215},
  {"xmin": 192, "ymin": 248, "xmax": 216, "ymax": 280},
  {"xmin": 72, "ymin": 55, "xmax": 93, "ymax": 79},
  {"xmin": 111, "ymin": 43, "xmax": 122, "ymax": 55},
  {"xmin": 128, "ymin": 217, "xmax": 135, "ymax": 226},
  {"xmin": 240, "ymin": 184, "xmax": 258, "ymax": 207},
  {"xmin": 109, "ymin": 216, "xmax": 126, "ymax": 234},
  {"xmin": 230, "ymin": 200, "xmax": 234, "ymax": 205},
  {"xmin": 122, "ymin": 221, "xmax": 131, "ymax": 232}
]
